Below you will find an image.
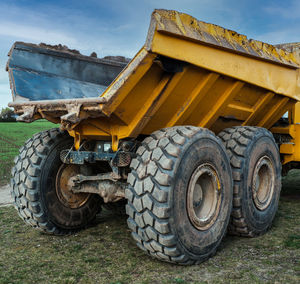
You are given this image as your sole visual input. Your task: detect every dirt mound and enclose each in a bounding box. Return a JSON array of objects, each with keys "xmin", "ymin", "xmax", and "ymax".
[{"xmin": 38, "ymin": 43, "xmax": 131, "ymax": 63}]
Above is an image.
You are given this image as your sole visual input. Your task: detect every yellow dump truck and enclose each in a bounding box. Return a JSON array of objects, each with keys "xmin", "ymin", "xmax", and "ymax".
[{"xmin": 7, "ymin": 10, "xmax": 300, "ymax": 264}]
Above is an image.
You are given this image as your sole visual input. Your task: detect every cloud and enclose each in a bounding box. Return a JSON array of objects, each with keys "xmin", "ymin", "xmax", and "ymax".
[
  {"xmin": 0, "ymin": 22, "xmax": 77, "ymax": 46},
  {"xmin": 264, "ymin": 0, "xmax": 300, "ymax": 20},
  {"xmin": 256, "ymin": 27, "xmax": 300, "ymax": 45}
]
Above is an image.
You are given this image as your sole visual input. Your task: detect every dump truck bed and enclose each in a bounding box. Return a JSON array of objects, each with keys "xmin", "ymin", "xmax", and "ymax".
[{"xmin": 8, "ymin": 10, "xmax": 300, "ymax": 144}]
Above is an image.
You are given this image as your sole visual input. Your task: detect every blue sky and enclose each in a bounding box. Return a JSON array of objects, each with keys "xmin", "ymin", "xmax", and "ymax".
[{"xmin": 0, "ymin": 0, "xmax": 299, "ymax": 109}]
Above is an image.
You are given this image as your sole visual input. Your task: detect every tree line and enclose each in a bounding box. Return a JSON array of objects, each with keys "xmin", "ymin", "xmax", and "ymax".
[{"xmin": 0, "ymin": 107, "xmax": 16, "ymax": 122}]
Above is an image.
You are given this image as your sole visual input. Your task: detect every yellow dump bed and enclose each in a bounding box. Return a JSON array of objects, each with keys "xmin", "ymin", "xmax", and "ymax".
[{"xmin": 9, "ymin": 10, "xmax": 300, "ymax": 148}]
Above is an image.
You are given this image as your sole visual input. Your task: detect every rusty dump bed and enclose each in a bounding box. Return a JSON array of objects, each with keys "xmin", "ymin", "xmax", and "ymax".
[{"xmin": 7, "ymin": 9, "xmax": 300, "ymax": 148}]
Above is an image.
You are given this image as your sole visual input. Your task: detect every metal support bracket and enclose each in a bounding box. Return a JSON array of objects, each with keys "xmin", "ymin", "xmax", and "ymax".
[{"xmin": 69, "ymin": 172, "xmax": 126, "ymax": 203}]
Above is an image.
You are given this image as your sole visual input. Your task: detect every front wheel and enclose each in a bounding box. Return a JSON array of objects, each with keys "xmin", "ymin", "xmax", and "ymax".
[
  {"xmin": 11, "ymin": 128, "xmax": 101, "ymax": 235},
  {"xmin": 125, "ymin": 126, "xmax": 232, "ymax": 264}
]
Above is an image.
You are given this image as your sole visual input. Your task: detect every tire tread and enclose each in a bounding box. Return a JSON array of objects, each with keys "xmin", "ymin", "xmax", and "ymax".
[{"xmin": 219, "ymin": 126, "xmax": 280, "ymax": 237}]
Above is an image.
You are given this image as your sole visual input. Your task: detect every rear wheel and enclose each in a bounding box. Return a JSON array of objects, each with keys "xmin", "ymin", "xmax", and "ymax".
[
  {"xmin": 11, "ymin": 128, "xmax": 101, "ymax": 235},
  {"xmin": 126, "ymin": 126, "xmax": 232, "ymax": 264},
  {"xmin": 218, "ymin": 126, "xmax": 281, "ymax": 237}
]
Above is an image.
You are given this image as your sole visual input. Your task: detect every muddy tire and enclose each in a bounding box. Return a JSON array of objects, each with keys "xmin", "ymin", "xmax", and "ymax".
[
  {"xmin": 125, "ymin": 126, "xmax": 232, "ymax": 264},
  {"xmin": 218, "ymin": 126, "xmax": 281, "ymax": 237},
  {"xmin": 11, "ymin": 128, "xmax": 100, "ymax": 235}
]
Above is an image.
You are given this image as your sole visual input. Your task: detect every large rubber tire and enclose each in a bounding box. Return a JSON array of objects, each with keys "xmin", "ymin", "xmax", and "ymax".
[
  {"xmin": 218, "ymin": 126, "xmax": 281, "ymax": 237},
  {"xmin": 125, "ymin": 126, "xmax": 232, "ymax": 264},
  {"xmin": 11, "ymin": 128, "xmax": 100, "ymax": 235}
]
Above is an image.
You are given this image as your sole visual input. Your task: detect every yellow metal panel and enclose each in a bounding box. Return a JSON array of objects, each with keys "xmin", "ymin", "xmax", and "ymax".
[
  {"xmin": 113, "ymin": 63, "xmax": 164, "ymax": 124},
  {"xmin": 138, "ymin": 69, "xmax": 188, "ymax": 130},
  {"xmin": 184, "ymin": 76, "xmax": 237, "ymax": 126},
  {"xmin": 63, "ymin": 10, "xmax": 300, "ymax": 160},
  {"xmin": 243, "ymin": 92, "xmax": 275, "ymax": 125},
  {"xmin": 148, "ymin": 31, "xmax": 300, "ymax": 100},
  {"xmin": 166, "ymin": 72, "xmax": 219, "ymax": 127},
  {"xmin": 227, "ymin": 103, "xmax": 253, "ymax": 114},
  {"xmin": 280, "ymin": 144, "xmax": 294, "ymax": 155},
  {"xmin": 271, "ymin": 125, "xmax": 295, "ymax": 136},
  {"xmin": 291, "ymin": 102, "xmax": 300, "ymax": 123},
  {"xmin": 101, "ymin": 48, "xmax": 156, "ymax": 116},
  {"xmin": 147, "ymin": 10, "xmax": 300, "ymax": 67},
  {"xmin": 200, "ymin": 81, "xmax": 244, "ymax": 128},
  {"xmin": 257, "ymin": 97, "xmax": 289, "ymax": 128},
  {"xmin": 141, "ymin": 66, "xmax": 214, "ymax": 133},
  {"xmin": 120, "ymin": 73, "xmax": 172, "ymax": 137}
]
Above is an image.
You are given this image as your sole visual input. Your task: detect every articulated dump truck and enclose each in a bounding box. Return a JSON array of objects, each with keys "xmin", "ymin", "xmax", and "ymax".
[{"xmin": 7, "ymin": 10, "xmax": 300, "ymax": 264}]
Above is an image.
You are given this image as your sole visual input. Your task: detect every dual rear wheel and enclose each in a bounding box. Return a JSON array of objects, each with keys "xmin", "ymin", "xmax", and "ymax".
[
  {"xmin": 126, "ymin": 126, "xmax": 281, "ymax": 264},
  {"xmin": 219, "ymin": 126, "xmax": 281, "ymax": 237}
]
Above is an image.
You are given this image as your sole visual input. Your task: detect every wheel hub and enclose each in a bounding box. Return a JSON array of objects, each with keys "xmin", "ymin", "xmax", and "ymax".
[
  {"xmin": 187, "ymin": 164, "xmax": 221, "ymax": 231},
  {"xmin": 55, "ymin": 164, "xmax": 90, "ymax": 209},
  {"xmin": 252, "ymin": 156, "xmax": 275, "ymax": 211}
]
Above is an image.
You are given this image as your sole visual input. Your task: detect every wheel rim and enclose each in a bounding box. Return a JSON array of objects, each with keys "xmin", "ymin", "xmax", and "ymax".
[
  {"xmin": 187, "ymin": 164, "xmax": 222, "ymax": 231},
  {"xmin": 55, "ymin": 164, "xmax": 90, "ymax": 209},
  {"xmin": 252, "ymin": 155, "xmax": 275, "ymax": 211}
]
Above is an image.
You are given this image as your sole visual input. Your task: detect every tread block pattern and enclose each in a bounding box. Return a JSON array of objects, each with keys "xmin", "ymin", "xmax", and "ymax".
[
  {"xmin": 10, "ymin": 128, "xmax": 97, "ymax": 235},
  {"xmin": 218, "ymin": 126, "xmax": 279, "ymax": 237},
  {"xmin": 126, "ymin": 126, "xmax": 214, "ymax": 264}
]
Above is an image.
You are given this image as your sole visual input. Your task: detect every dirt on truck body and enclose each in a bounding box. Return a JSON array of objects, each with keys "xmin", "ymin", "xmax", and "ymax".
[{"xmin": 7, "ymin": 9, "xmax": 300, "ymax": 264}]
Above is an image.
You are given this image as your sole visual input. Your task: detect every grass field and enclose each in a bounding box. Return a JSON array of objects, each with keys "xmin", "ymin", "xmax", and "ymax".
[
  {"xmin": 0, "ymin": 121, "xmax": 56, "ymax": 185},
  {"xmin": 0, "ymin": 121, "xmax": 299, "ymax": 283},
  {"xmin": 0, "ymin": 188, "xmax": 299, "ymax": 283}
]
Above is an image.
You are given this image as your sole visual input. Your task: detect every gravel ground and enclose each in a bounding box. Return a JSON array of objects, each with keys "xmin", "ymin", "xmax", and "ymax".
[{"xmin": 0, "ymin": 184, "xmax": 12, "ymax": 207}]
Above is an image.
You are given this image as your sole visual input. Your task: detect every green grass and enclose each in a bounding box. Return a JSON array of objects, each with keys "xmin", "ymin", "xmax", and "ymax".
[
  {"xmin": 0, "ymin": 197, "xmax": 299, "ymax": 283},
  {"xmin": 0, "ymin": 121, "xmax": 56, "ymax": 185}
]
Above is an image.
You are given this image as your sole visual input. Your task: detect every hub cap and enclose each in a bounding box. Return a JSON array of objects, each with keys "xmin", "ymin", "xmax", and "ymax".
[
  {"xmin": 252, "ymin": 156, "xmax": 275, "ymax": 211},
  {"xmin": 55, "ymin": 164, "xmax": 90, "ymax": 209},
  {"xmin": 187, "ymin": 164, "xmax": 221, "ymax": 230}
]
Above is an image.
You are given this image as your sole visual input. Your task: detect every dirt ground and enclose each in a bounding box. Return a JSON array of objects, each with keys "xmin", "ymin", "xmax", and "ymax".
[{"xmin": 0, "ymin": 184, "xmax": 12, "ymax": 207}]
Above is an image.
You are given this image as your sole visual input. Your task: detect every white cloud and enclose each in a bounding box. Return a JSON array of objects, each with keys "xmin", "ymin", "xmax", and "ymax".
[
  {"xmin": 0, "ymin": 21, "xmax": 77, "ymax": 46},
  {"xmin": 264, "ymin": 0, "xmax": 300, "ymax": 20},
  {"xmin": 256, "ymin": 29, "xmax": 300, "ymax": 45}
]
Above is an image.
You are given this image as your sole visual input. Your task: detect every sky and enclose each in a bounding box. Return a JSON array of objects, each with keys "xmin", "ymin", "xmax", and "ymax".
[{"xmin": 0, "ymin": 0, "xmax": 299, "ymax": 109}]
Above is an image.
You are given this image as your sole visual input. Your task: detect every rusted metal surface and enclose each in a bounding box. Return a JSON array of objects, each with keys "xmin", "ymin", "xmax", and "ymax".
[
  {"xmin": 9, "ymin": 97, "xmax": 107, "ymax": 107},
  {"xmin": 56, "ymin": 164, "xmax": 90, "ymax": 209},
  {"xmin": 69, "ymin": 173, "xmax": 125, "ymax": 203},
  {"xmin": 146, "ymin": 10, "xmax": 300, "ymax": 68},
  {"xmin": 10, "ymin": 97, "xmax": 107, "ymax": 123},
  {"xmin": 251, "ymin": 155, "xmax": 275, "ymax": 211},
  {"xmin": 187, "ymin": 163, "xmax": 221, "ymax": 231}
]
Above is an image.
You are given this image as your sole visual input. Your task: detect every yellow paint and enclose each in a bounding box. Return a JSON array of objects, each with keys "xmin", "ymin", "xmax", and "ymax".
[
  {"xmin": 149, "ymin": 32, "xmax": 299, "ymax": 100},
  {"xmin": 166, "ymin": 72, "xmax": 219, "ymax": 127},
  {"xmin": 60, "ymin": 9, "xmax": 300, "ymax": 168},
  {"xmin": 200, "ymin": 81, "xmax": 244, "ymax": 128},
  {"xmin": 175, "ymin": 12, "xmax": 186, "ymax": 36},
  {"xmin": 149, "ymin": 10, "xmax": 300, "ymax": 67},
  {"xmin": 243, "ymin": 92, "xmax": 275, "ymax": 125}
]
